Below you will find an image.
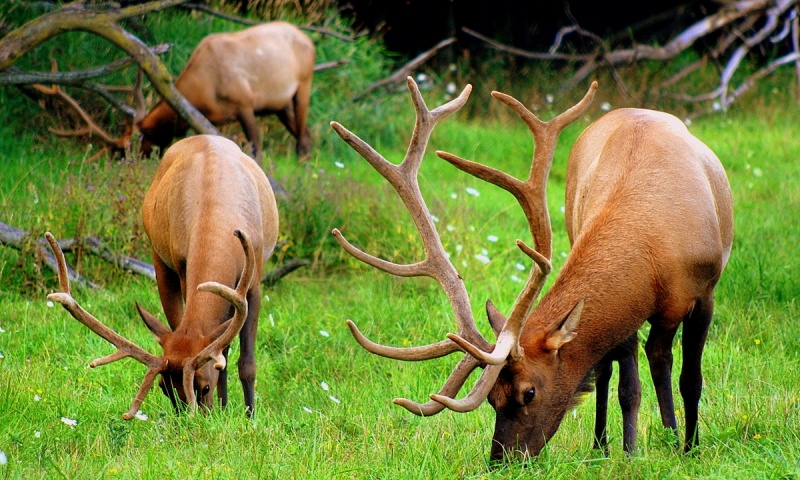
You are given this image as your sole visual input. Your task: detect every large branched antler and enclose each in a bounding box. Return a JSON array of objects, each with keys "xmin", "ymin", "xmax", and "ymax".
[
  {"xmin": 332, "ymin": 78, "xmax": 596, "ymax": 415},
  {"xmin": 45, "ymin": 232, "xmax": 167, "ymax": 420}
]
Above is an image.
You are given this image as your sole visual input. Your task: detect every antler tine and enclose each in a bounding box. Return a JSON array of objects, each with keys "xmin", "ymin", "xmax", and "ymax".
[
  {"xmin": 192, "ymin": 229, "xmax": 255, "ymax": 371},
  {"xmin": 430, "ymin": 362, "xmax": 505, "ymax": 412},
  {"xmin": 44, "ymin": 232, "xmax": 167, "ymax": 420},
  {"xmin": 346, "ymin": 319, "xmax": 460, "ymax": 360},
  {"xmin": 394, "ymin": 355, "xmax": 482, "ymax": 415}
]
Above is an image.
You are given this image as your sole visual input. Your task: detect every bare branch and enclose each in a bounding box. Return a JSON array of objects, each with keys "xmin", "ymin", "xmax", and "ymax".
[
  {"xmin": 0, "ymin": 0, "xmax": 218, "ymax": 136},
  {"xmin": 352, "ymin": 37, "xmax": 457, "ymax": 101}
]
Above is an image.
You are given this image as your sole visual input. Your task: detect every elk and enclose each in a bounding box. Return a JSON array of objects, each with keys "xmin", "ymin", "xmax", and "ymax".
[
  {"xmin": 46, "ymin": 134, "xmax": 279, "ymax": 418},
  {"xmin": 136, "ymin": 21, "xmax": 315, "ymax": 161},
  {"xmin": 330, "ymin": 78, "xmax": 733, "ymax": 460}
]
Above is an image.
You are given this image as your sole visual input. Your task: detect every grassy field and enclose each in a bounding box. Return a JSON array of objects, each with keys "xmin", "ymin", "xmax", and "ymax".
[{"xmin": 2, "ymin": 6, "xmax": 800, "ymax": 480}]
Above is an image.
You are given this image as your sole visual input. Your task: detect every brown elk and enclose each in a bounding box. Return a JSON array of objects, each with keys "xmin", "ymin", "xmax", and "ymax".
[
  {"xmin": 136, "ymin": 21, "xmax": 315, "ymax": 160},
  {"xmin": 46, "ymin": 134, "xmax": 279, "ymax": 418},
  {"xmin": 330, "ymin": 78, "xmax": 733, "ymax": 460}
]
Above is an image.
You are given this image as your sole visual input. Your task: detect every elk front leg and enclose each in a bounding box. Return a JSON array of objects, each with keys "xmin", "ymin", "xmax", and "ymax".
[
  {"xmin": 218, "ymin": 345, "xmax": 230, "ymax": 408},
  {"xmin": 593, "ymin": 355, "xmax": 612, "ymax": 454},
  {"xmin": 680, "ymin": 296, "xmax": 714, "ymax": 453},
  {"xmin": 238, "ymin": 287, "xmax": 261, "ymax": 417},
  {"xmin": 237, "ymin": 109, "xmax": 262, "ymax": 163}
]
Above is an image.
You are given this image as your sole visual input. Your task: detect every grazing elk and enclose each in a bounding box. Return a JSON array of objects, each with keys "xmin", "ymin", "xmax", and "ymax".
[
  {"xmin": 46, "ymin": 134, "xmax": 279, "ymax": 418},
  {"xmin": 330, "ymin": 78, "xmax": 733, "ymax": 460},
  {"xmin": 136, "ymin": 21, "xmax": 315, "ymax": 160}
]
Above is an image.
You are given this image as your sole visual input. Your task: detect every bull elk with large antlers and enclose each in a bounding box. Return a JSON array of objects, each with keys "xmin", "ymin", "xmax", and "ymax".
[
  {"xmin": 331, "ymin": 78, "xmax": 733, "ymax": 460},
  {"xmin": 136, "ymin": 21, "xmax": 315, "ymax": 160},
  {"xmin": 46, "ymin": 134, "xmax": 278, "ymax": 418}
]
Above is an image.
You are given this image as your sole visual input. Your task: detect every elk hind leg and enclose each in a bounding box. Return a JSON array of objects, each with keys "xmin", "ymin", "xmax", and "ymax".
[
  {"xmin": 680, "ymin": 296, "xmax": 714, "ymax": 453},
  {"xmin": 616, "ymin": 334, "xmax": 642, "ymax": 454},
  {"xmin": 292, "ymin": 80, "xmax": 312, "ymax": 157},
  {"xmin": 645, "ymin": 322, "xmax": 680, "ymax": 444}
]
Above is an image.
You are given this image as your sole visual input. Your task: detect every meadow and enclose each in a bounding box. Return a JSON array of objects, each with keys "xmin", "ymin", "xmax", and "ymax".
[{"xmin": 1, "ymin": 5, "xmax": 799, "ymax": 480}]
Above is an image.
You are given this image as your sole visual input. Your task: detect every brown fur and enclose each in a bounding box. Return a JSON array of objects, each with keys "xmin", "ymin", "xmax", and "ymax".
[
  {"xmin": 488, "ymin": 108, "xmax": 733, "ymax": 459},
  {"xmin": 138, "ymin": 134, "xmax": 279, "ymax": 416},
  {"xmin": 137, "ymin": 22, "xmax": 315, "ymax": 160}
]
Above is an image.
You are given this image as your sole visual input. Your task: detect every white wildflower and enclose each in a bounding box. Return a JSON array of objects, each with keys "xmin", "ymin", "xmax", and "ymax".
[
  {"xmin": 545, "ymin": 94, "xmax": 554, "ymax": 104},
  {"xmin": 475, "ymin": 254, "xmax": 490, "ymax": 265},
  {"xmin": 516, "ymin": 263, "xmax": 526, "ymax": 271},
  {"xmin": 752, "ymin": 167, "xmax": 763, "ymax": 178},
  {"xmin": 446, "ymin": 224, "xmax": 456, "ymax": 232},
  {"xmin": 47, "ymin": 301, "xmax": 54, "ymax": 308},
  {"xmin": 684, "ymin": 118, "xmax": 692, "ymax": 126},
  {"xmin": 600, "ymin": 102, "xmax": 611, "ymax": 111},
  {"xmin": 303, "ymin": 406, "xmax": 313, "ymax": 413},
  {"xmin": 35, "ymin": 431, "xmax": 41, "ymax": 438},
  {"xmin": 0, "ymin": 451, "xmax": 6, "ymax": 465},
  {"xmin": 269, "ymin": 313, "xmax": 275, "ymax": 327},
  {"xmin": 455, "ymin": 244, "xmax": 463, "ymax": 252},
  {"xmin": 329, "ymin": 395, "xmax": 341, "ymax": 404},
  {"xmin": 446, "ymin": 82, "xmax": 457, "ymax": 95},
  {"xmin": 60, "ymin": 417, "xmax": 77, "ymax": 428},
  {"xmin": 431, "ymin": 214, "xmax": 439, "ymax": 223},
  {"xmin": 487, "ymin": 235, "xmax": 498, "ymax": 243},
  {"xmin": 134, "ymin": 411, "xmax": 148, "ymax": 421},
  {"xmin": 450, "ymin": 192, "xmax": 457, "ymax": 199},
  {"xmin": 334, "ymin": 161, "xmax": 345, "ymax": 169},
  {"xmin": 510, "ymin": 275, "xmax": 522, "ymax": 283},
  {"xmin": 319, "ymin": 330, "xmax": 330, "ymax": 338},
  {"xmin": 34, "ymin": 394, "xmax": 41, "ymax": 402},
  {"xmin": 320, "ymin": 381, "xmax": 329, "ymax": 391},
  {"xmin": 465, "ymin": 187, "xmax": 480, "ymax": 197},
  {"xmin": 416, "ymin": 73, "xmax": 428, "ymax": 83}
]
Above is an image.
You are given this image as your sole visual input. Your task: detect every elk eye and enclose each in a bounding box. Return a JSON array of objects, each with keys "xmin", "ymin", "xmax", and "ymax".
[
  {"xmin": 201, "ymin": 385, "xmax": 211, "ymax": 396},
  {"xmin": 523, "ymin": 388, "xmax": 536, "ymax": 405}
]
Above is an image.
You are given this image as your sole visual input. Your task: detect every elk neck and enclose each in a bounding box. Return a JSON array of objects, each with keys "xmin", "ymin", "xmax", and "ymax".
[{"xmin": 521, "ymin": 210, "xmax": 659, "ymax": 377}]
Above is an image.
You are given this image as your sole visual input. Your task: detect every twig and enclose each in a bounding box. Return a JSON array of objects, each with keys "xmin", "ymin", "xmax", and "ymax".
[
  {"xmin": 262, "ymin": 258, "xmax": 310, "ymax": 286},
  {"xmin": 352, "ymin": 37, "xmax": 457, "ymax": 101},
  {"xmin": 179, "ymin": 3, "xmax": 357, "ymax": 41},
  {"xmin": 313, "ymin": 58, "xmax": 349, "ymax": 72},
  {"xmin": 0, "ymin": 222, "xmax": 98, "ymax": 289}
]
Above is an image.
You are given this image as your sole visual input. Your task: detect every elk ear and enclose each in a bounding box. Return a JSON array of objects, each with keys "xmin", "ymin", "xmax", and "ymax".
[
  {"xmin": 135, "ymin": 302, "xmax": 171, "ymax": 340},
  {"xmin": 544, "ymin": 299, "xmax": 584, "ymax": 351},
  {"xmin": 486, "ymin": 299, "xmax": 506, "ymax": 336}
]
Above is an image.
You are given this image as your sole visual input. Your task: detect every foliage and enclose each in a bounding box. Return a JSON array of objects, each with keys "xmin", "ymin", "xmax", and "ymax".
[{"xmin": 0, "ymin": 4, "xmax": 799, "ymax": 479}]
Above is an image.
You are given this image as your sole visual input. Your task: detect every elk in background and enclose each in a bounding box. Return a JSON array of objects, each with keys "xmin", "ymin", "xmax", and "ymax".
[
  {"xmin": 136, "ymin": 21, "xmax": 315, "ymax": 161},
  {"xmin": 46, "ymin": 134, "xmax": 279, "ymax": 418},
  {"xmin": 330, "ymin": 78, "xmax": 733, "ymax": 460}
]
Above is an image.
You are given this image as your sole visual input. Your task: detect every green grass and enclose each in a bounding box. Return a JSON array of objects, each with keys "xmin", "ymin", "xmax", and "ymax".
[{"xmin": 2, "ymin": 5, "xmax": 800, "ymax": 480}]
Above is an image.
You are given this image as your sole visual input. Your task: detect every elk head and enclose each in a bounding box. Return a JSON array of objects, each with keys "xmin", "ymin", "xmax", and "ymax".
[
  {"xmin": 331, "ymin": 77, "xmax": 596, "ymax": 459},
  {"xmin": 45, "ymin": 229, "xmax": 256, "ymax": 419}
]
